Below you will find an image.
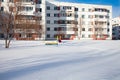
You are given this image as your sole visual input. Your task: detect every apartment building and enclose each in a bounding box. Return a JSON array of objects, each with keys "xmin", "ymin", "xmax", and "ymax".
[
  {"xmin": 0, "ymin": 0, "xmax": 46, "ymax": 40},
  {"xmin": 45, "ymin": 1, "xmax": 112, "ymax": 40},
  {"xmin": 112, "ymin": 17, "xmax": 120, "ymax": 40},
  {"xmin": 0, "ymin": 0, "xmax": 112, "ymax": 40}
]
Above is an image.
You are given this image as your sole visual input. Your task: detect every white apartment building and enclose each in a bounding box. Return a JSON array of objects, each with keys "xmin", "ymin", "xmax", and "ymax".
[
  {"xmin": 0, "ymin": 0, "xmax": 112, "ymax": 40},
  {"xmin": 45, "ymin": 1, "xmax": 112, "ymax": 40},
  {"xmin": 112, "ymin": 17, "xmax": 120, "ymax": 40}
]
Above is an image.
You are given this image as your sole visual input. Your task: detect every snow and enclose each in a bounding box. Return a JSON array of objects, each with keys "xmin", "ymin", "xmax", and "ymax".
[{"xmin": 0, "ymin": 40, "xmax": 120, "ymax": 80}]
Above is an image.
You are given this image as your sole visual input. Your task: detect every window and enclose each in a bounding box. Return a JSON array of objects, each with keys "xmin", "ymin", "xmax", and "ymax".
[
  {"xmin": 88, "ymin": 28, "xmax": 92, "ymax": 31},
  {"xmin": 0, "ymin": 34, "xmax": 4, "ymax": 38},
  {"xmin": 26, "ymin": 7, "xmax": 33, "ymax": 11},
  {"xmin": 47, "ymin": 20, "xmax": 50, "ymax": 24},
  {"xmin": 27, "ymin": 34, "xmax": 32, "ymax": 38},
  {"xmin": 107, "ymin": 22, "xmax": 110, "ymax": 26},
  {"xmin": 82, "ymin": 34, "xmax": 85, "ymax": 38},
  {"xmin": 112, "ymin": 33, "xmax": 115, "ymax": 35},
  {"xmin": 95, "ymin": 15, "xmax": 98, "ymax": 18},
  {"xmin": 9, "ymin": 0, "xmax": 13, "ymax": 2},
  {"xmin": 0, "ymin": 7, "xmax": 4, "ymax": 11},
  {"xmin": 47, "ymin": 34, "xmax": 50, "ymax": 38},
  {"xmin": 82, "ymin": 28, "xmax": 85, "ymax": 31},
  {"xmin": 47, "ymin": 13, "xmax": 50, "ymax": 17},
  {"xmin": 36, "ymin": 0, "xmax": 41, "ymax": 4},
  {"xmin": 75, "ymin": 8, "xmax": 78, "ymax": 11},
  {"xmin": 105, "ymin": 15, "xmax": 109, "ymax": 19},
  {"xmin": 67, "ymin": 13, "xmax": 72, "ymax": 17},
  {"xmin": 36, "ymin": 8, "xmax": 42, "ymax": 12},
  {"xmin": 47, "ymin": 27, "xmax": 50, "ymax": 31},
  {"xmin": 21, "ymin": 0, "xmax": 33, "ymax": 2},
  {"xmin": 54, "ymin": 28, "xmax": 57, "ymax": 31},
  {"xmin": 107, "ymin": 28, "xmax": 110, "ymax": 32},
  {"xmin": 38, "ymin": 8, "xmax": 42, "ymax": 12},
  {"xmin": 54, "ymin": 6, "xmax": 60, "ymax": 10},
  {"xmin": 0, "ymin": 0, "xmax": 4, "ymax": 2},
  {"xmin": 88, "ymin": 35, "xmax": 91, "ymax": 38},
  {"xmin": 99, "ymin": 15, "xmax": 104, "ymax": 18},
  {"xmin": 75, "ymin": 15, "xmax": 78, "ymax": 18},
  {"xmin": 47, "ymin": 6, "xmax": 50, "ymax": 10},
  {"xmin": 54, "ymin": 20, "xmax": 58, "ymax": 24},
  {"xmin": 88, "ymin": 9, "xmax": 91, "ymax": 12},
  {"xmin": 54, "ymin": 13, "xmax": 59, "ymax": 17},
  {"xmin": 82, "ymin": 15, "xmax": 85, "ymax": 18},
  {"xmin": 63, "ymin": 6, "xmax": 71, "ymax": 10},
  {"xmin": 82, "ymin": 8, "xmax": 85, "ymax": 11}
]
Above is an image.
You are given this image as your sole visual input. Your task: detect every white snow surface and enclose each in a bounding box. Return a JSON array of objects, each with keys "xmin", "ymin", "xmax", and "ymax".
[{"xmin": 0, "ymin": 40, "xmax": 120, "ymax": 80}]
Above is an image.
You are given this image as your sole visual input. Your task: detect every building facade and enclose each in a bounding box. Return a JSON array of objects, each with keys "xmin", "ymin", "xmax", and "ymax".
[
  {"xmin": 112, "ymin": 17, "xmax": 120, "ymax": 40},
  {"xmin": 45, "ymin": 1, "xmax": 112, "ymax": 40},
  {"xmin": 0, "ymin": 0, "xmax": 46, "ymax": 40},
  {"xmin": 0, "ymin": 0, "xmax": 112, "ymax": 40}
]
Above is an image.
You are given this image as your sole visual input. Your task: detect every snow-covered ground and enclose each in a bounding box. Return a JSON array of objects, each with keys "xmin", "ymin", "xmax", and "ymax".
[{"xmin": 0, "ymin": 40, "xmax": 120, "ymax": 80}]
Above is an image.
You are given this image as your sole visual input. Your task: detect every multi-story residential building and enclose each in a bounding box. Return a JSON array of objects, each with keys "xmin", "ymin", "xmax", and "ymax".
[
  {"xmin": 45, "ymin": 1, "xmax": 112, "ymax": 40},
  {"xmin": 0, "ymin": 0, "xmax": 112, "ymax": 40},
  {"xmin": 0, "ymin": 0, "xmax": 46, "ymax": 40},
  {"xmin": 112, "ymin": 17, "xmax": 120, "ymax": 40}
]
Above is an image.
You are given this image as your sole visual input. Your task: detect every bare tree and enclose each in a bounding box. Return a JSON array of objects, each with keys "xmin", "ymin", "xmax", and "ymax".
[{"xmin": 0, "ymin": 0, "xmax": 22, "ymax": 48}]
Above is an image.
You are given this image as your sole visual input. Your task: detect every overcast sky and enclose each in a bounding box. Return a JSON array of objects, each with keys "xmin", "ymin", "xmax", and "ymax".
[{"xmin": 56, "ymin": 0, "xmax": 120, "ymax": 18}]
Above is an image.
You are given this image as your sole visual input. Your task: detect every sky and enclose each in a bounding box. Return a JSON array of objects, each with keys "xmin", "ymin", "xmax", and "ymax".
[{"xmin": 56, "ymin": 0, "xmax": 120, "ymax": 18}]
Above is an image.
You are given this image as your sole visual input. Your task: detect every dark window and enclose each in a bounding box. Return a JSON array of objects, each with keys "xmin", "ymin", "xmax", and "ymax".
[
  {"xmin": 27, "ymin": 34, "xmax": 32, "ymax": 38},
  {"xmin": 47, "ymin": 34, "xmax": 50, "ymax": 38},
  {"xmin": 54, "ymin": 6, "xmax": 60, "ymax": 10},
  {"xmin": 75, "ymin": 15, "xmax": 78, "ymax": 18},
  {"xmin": 95, "ymin": 15, "xmax": 98, "ymax": 18},
  {"xmin": 0, "ymin": 34, "xmax": 4, "ymax": 38},
  {"xmin": 47, "ymin": 20, "xmax": 50, "ymax": 24},
  {"xmin": 107, "ymin": 28, "xmax": 110, "ymax": 32},
  {"xmin": 54, "ymin": 20, "xmax": 58, "ymax": 24},
  {"xmin": 47, "ymin": 6, "xmax": 50, "ymax": 10},
  {"xmin": 105, "ymin": 15, "xmax": 109, "ymax": 19},
  {"xmin": 36, "ymin": 0, "xmax": 41, "ymax": 4},
  {"xmin": 36, "ymin": 8, "xmax": 42, "ymax": 12},
  {"xmin": 39, "ymin": 8, "xmax": 42, "ymax": 12},
  {"xmin": 99, "ymin": 15, "xmax": 104, "ymax": 18},
  {"xmin": 0, "ymin": 7, "xmax": 4, "ymax": 11},
  {"xmin": 47, "ymin": 13, "xmax": 50, "ymax": 17},
  {"xmin": 107, "ymin": 22, "xmax": 110, "ymax": 26},
  {"xmin": 54, "ymin": 28, "xmax": 57, "ymax": 31},
  {"xmin": 19, "ymin": 34, "xmax": 21, "ymax": 37},
  {"xmin": 82, "ymin": 28, "xmax": 85, "ymax": 31},
  {"xmin": 26, "ymin": 7, "xmax": 33, "ymax": 11},
  {"xmin": 75, "ymin": 8, "xmax": 78, "ymax": 11},
  {"xmin": 112, "ymin": 33, "xmax": 115, "ymax": 35},
  {"xmin": 47, "ymin": 27, "xmax": 50, "ymax": 31},
  {"xmin": 54, "ymin": 13, "xmax": 59, "ymax": 17}
]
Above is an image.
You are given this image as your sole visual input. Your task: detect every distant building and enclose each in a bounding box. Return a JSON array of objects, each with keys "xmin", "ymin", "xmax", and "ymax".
[
  {"xmin": 112, "ymin": 17, "xmax": 120, "ymax": 40},
  {"xmin": 0, "ymin": 0, "xmax": 112, "ymax": 40}
]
